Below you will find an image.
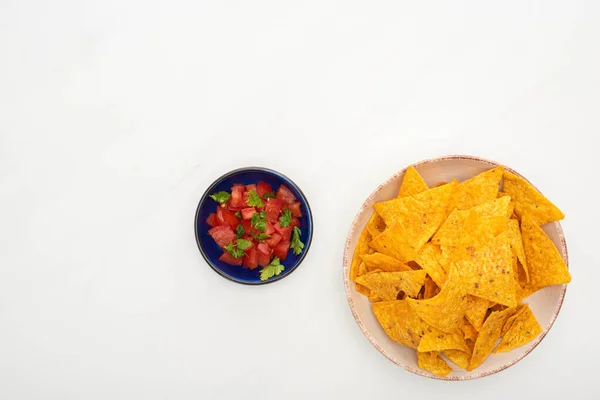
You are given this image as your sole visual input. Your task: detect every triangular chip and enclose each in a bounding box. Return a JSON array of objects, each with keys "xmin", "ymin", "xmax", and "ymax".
[
  {"xmin": 372, "ymin": 300, "xmax": 429, "ymax": 349},
  {"xmin": 444, "ymin": 349, "xmax": 471, "ymax": 370},
  {"xmin": 460, "ymin": 318, "xmax": 479, "ymax": 341},
  {"xmin": 374, "ymin": 181, "xmax": 457, "ymax": 249},
  {"xmin": 503, "ymin": 171, "xmax": 564, "ymax": 225},
  {"xmin": 507, "ymin": 219, "xmax": 529, "ymax": 283},
  {"xmin": 417, "ymin": 351, "xmax": 452, "ymax": 377},
  {"xmin": 423, "ymin": 276, "xmax": 441, "ymax": 299},
  {"xmin": 418, "ymin": 326, "xmax": 470, "ymax": 353},
  {"xmin": 355, "ymin": 283, "xmax": 370, "ymax": 296},
  {"xmin": 369, "ymin": 222, "xmax": 421, "ymax": 262},
  {"xmin": 356, "ymin": 270, "xmax": 427, "ymax": 300},
  {"xmin": 360, "ymin": 253, "xmax": 412, "ymax": 272},
  {"xmin": 397, "ymin": 166, "xmax": 429, "ymax": 198},
  {"xmin": 494, "ymin": 305, "xmax": 542, "ymax": 353},
  {"xmin": 521, "ymin": 214, "xmax": 571, "ymax": 288},
  {"xmin": 437, "ymin": 245, "xmax": 453, "ymax": 272},
  {"xmin": 416, "ymin": 243, "xmax": 447, "ymax": 287},
  {"xmin": 452, "ymin": 213, "xmax": 509, "ymax": 262},
  {"xmin": 350, "ymin": 228, "xmax": 371, "ymax": 281},
  {"xmin": 516, "ymin": 284, "xmax": 542, "ymax": 302},
  {"xmin": 447, "ymin": 166, "xmax": 504, "ymax": 212},
  {"xmin": 501, "ymin": 304, "xmax": 527, "ymax": 336},
  {"xmin": 407, "ymin": 266, "xmax": 468, "ymax": 333},
  {"xmin": 464, "ymin": 296, "xmax": 490, "ymax": 331},
  {"xmin": 366, "ymin": 212, "xmax": 386, "ymax": 237},
  {"xmin": 468, "ymin": 307, "xmax": 517, "ymax": 370}
]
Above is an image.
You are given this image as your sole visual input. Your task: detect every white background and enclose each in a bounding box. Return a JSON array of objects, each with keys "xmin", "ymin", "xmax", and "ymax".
[{"xmin": 1, "ymin": 1, "xmax": 599, "ymax": 399}]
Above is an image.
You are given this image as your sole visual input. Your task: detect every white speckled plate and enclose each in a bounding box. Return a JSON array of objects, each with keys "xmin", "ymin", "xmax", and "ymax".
[{"xmin": 343, "ymin": 155, "xmax": 568, "ymax": 380}]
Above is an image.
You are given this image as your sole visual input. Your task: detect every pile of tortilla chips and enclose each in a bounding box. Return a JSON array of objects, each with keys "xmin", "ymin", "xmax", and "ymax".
[{"xmin": 350, "ymin": 165, "xmax": 571, "ymax": 377}]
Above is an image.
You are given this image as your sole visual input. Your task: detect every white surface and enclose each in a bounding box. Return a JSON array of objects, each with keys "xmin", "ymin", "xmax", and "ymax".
[{"xmin": 0, "ymin": 1, "xmax": 598, "ymax": 399}]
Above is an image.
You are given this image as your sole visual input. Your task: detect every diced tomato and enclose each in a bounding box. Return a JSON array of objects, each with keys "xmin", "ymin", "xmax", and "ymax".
[
  {"xmin": 289, "ymin": 202, "xmax": 302, "ymax": 218},
  {"xmin": 290, "ymin": 218, "xmax": 300, "ymax": 228},
  {"xmin": 276, "ymin": 184, "xmax": 296, "ymax": 205},
  {"xmin": 265, "ymin": 221, "xmax": 275, "ymax": 235},
  {"xmin": 241, "ymin": 219, "xmax": 252, "ymax": 234},
  {"xmin": 246, "ymin": 184, "xmax": 257, "ymax": 194},
  {"xmin": 243, "ymin": 248, "xmax": 259, "ymax": 270},
  {"xmin": 206, "ymin": 213, "xmax": 217, "ymax": 227},
  {"xmin": 230, "ymin": 185, "xmax": 245, "ymax": 208},
  {"xmin": 208, "ymin": 226, "xmax": 236, "ymax": 248},
  {"xmin": 274, "ymin": 222, "xmax": 292, "ymax": 242},
  {"xmin": 241, "ymin": 207, "xmax": 257, "ymax": 220},
  {"xmin": 273, "ymin": 241, "xmax": 290, "ymax": 261},
  {"xmin": 265, "ymin": 233, "xmax": 282, "ymax": 248},
  {"xmin": 217, "ymin": 207, "xmax": 239, "ymax": 230},
  {"xmin": 258, "ymin": 251, "xmax": 270, "ymax": 267},
  {"xmin": 265, "ymin": 198, "xmax": 284, "ymax": 223},
  {"xmin": 256, "ymin": 181, "xmax": 273, "ymax": 198},
  {"xmin": 257, "ymin": 242, "xmax": 271, "ymax": 256},
  {"xmin": 219, "ymin": 251, "xmax": 243, "ymax": 266}
]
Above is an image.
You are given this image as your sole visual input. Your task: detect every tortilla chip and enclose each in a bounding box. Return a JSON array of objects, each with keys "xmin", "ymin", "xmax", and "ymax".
[
  {"xmin": 516, "ymin": 284, "xmax": 542, "ymax": 302},
  {"xmin": 407, "ymin": 266, "xmax": 468, "ymax": 333},
  {"xmin": 372, "ymin": 300, "xmax": 429, "ymax": 349},
  {"xmin": 360, "ymin": 253, "xmax": 412, "ymax": 272},
  {"xmin": 423, "ymin": 276, "xmax": 440, "ymax": 299},
  {"xmin": 418, "ymin": 326, "xmax": 470, "ymax": 353},
  {"xmin": 521, "ymin": 214, "xmax": 571, "ymax": 288},
  {"xmin": 506, "ymin": 219, "xmax": 528, "ymax": 282},
  {"xmin": 417, "ymin": 351, "xmax": 453, "ymax": 377},
  {"xmin": 460, "ymin": 318, "xmax": 479, "ymax": 341},
  {"xmin": 366, "ymin": 212, "xmax": 386, "ymax": 237},
  {"xmin": 374, "ymin": 181, "xmax": 457, "ymax": 249},
  {"xmin": 444, "ymin": 349, "xmax": 470, "ymax": 370},
  {"xmin": 356, "ymin": 270, "xmax": 427, "ymax": 300},
  {"xmin": 501, "ymin": 304, "xmax": 527, "ymax": 336},
  {"xmin": 468, "ymin": 307, "xmax": 517, "ymax": 370},
  {"xmin": 355, "ymin": 283, "xmax": 370, "ymax": 296},
  {"xmin": 494, "ymin": 305, "xmax": 542, "ymax": 353},
  {"xmin": 438, "ymin": 245, "xmax": 453, "ymax": 271},
  {"xmin": 447, "ymin": 166, "xmax": 504, "ymax": 212},
  {"xmin": 502, "ymin": 171, "xmax": 564, "ymax": 225},
  {"xmin": 452, "ymin": 213, "xmax": 509, "ymax": 262},
  {"xmin": 464, "ymin": 296, "xmax": 490, "ymax": 331},
  {"xmin": 397, "ymin": 166, "xmax": 429, "ymax": 198},
  {"xmin": 369, "ymin": 222, "xmax": 421, "ymax": 262},
  {"xmin": 350, "ymin": 228, "xmax": 371, "ymax": 281},
  {"xmin": 416, "ymin": 243, "xmax": 448, "ymax": 287}
]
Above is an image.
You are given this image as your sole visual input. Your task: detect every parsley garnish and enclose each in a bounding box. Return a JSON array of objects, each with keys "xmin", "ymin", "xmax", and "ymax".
[
  {"xmin": 209, "ymin": 191, "xmax": 231, "ymax": 204},
  {"xmin": 235, "ymin": 211, "xmax": 242, "ymax": 219},
  {"xmin": 251, "ymin": 211, "xmax": 267, "ymax": 232},
  {"xmin": 252, "ymin": 233, "xmax": 271, "ymax": 241},
  {"xmin": 263, "ymin": 192, "xmax": 276, "ymax": 199},
  {"xmin": 224, "ymin": 241, "xmax": 245, "ymax": 259},
  {"xmin": 246, "ymin": 190, "xmax": 264, "ymax": 207},
  {"xmin": 235, "ymin": 224, "xmax": 245, "ymax": 238},
  {"xmin": 279, "ymin": 208, "xmax": 292, "ymax": 227},
  {"xmin": 260, "ymin": 257, "xmax": 285, "ymax": 281},
  {"xmin": 290, "ymin": 226, "xmax": 304, "ymax": 255},
  {"xmin": 236, "ymin": 238, "xmax": 252, "ymax": 251}
]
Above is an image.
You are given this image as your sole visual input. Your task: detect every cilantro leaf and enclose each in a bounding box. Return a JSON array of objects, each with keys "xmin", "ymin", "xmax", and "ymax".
[
  {"xmin": 235, "ymin": 224, "xmax": 245, "ymax": 238},
  {"xmin": 209, "ymin": 191, "xmax": 231, "ymax": 204},
  {"xmin": 262, "ymin": 192, "xmax": 276, "ymax": 199},
  {"xmin": 224, "ymin": 241, "xmax": 245, "ymax": 258},
  {"xmin": 290, "ymin": 226, "xmax": 304, "ymax": 255},
  {"xmin": 252, "ymin": 233, "xmax": 271, "ymax": 241},
  {"xmin": 246, "ymin": 190, "xmax": 264, "ymax": 207},
  {"xmin": 279, "ymin": 208, "xmax": 292, "ymax": 227},
  {"xmin": 235, "ymin": 211, "xmax": 242, "ymax": 219},
  {"xmin": 251, "ymin": 211, "xmax": 267, "ymax": 232},
  {"xmin": 236, "ymin": 238, "xmax": 253, "ymax": 251},
  {"xmin": 259, "ymin": 257, "xmax": 285, "ymax": 281}
]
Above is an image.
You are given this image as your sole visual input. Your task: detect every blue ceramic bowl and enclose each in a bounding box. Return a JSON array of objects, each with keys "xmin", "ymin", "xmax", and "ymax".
[{"xmin": 194, "ymin": 167, "xmax": 313, "ymax": 285}]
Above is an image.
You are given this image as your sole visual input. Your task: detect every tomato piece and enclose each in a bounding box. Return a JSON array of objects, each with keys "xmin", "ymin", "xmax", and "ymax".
[
  {"xmin": 274, "ymin": 222, "xmax": 292, "ymax": 242},
  {"xmin": 219, "ymin": 251, "xmax": 243, "ymax": 266},
  {"xmin": 208, "ymin": 226, "xmax": 236, "ymax": 248},
  {"xmin": 258, "ymin": 251, "xmax": 270, "ymax": 267},
  {"xmin": 241, "ymin": 207, "xmax": 257, "ymax": 220},
  {"xmin": 276, "ymin": 184, "xmax": 296, "ymax": 205},
  {"xmin": 241, "ymin": 219, "xmax": 252, "ymax": 234},
  {"xmin": 265, "ymin": 221, "xmax": 275, "ymax": 235},
  {"xmin": 273, "ymin": 241, "xmax": 290, "ymax": 261},
  {"xmin": 257, "ymin": 242, "xmax": 271, "ymax": 256},
  {"xmin": 230, "ymin": 185, "xmax": 245, "ymax": 208},
  {"xmin": 265, "ymin": 233, "xmax": 282, "ymax": 248},
  {"xmin": 290, "ymin": 218, "xmax": 300, "ymax": 228},
  {"xmin": 243, "ymin": 248, "xmax": 259, "ymax": 270},
  {"xmin": 257, "ymin": 181, "xmax": 274, "ymax": 198},
  {"xmin": 265, "ymin": 198, "xmax": 284, "ymax": 213},
  {"xmin": 217, "ymin": 207, "xmax": 239, "ymax": 230},
  {"xmin": 289, "ymin": 202, "xmax": 302, "ymax": 218},
  {"xmin": 206, "ymin": 213, "xmax": 217, "ymax": 227},
  {"xmin": 245, "ymin": 184, "xmax": 257, "ymax": 194}
]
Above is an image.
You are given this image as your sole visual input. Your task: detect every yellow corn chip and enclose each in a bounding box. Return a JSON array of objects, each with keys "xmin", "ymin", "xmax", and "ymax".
[
  {"xmin": 360, "ymin": 253, "xmax": 412, "ymax": 272},
  {"xmin": 494, "ymin": 305, "xmax": 542, "ymax": 353},
  {"xmin": 521, "ymin": 214, "xmax": 571, "ymax": 288},
  {"xmin": 516, "ymin": 284, "xmax": 542, "ymax": 302},
  {"xmin": 438, "ymin": 245, "xmax": 453, "ymax": 271},
  {"xmin": 418, "ymin": 326, "xmax": 470, "ymax": 353},
  {"xmin": 464, "ymin": 296, "xmax": 490, "ymax": 331},
  {"xmin": 356, "ymin": 270, "xmax": 427, "ymax": 300},
  {"xmin": 460, "ymin": 318, "xmax": 479, "ymax": 341},
  {"xmin": 407, "ymin": 266, "xmax": 468, "ymax": 333},
  {"xmin": 397, "ymin": 166, "xmax": 429, "ymax": 198},
  {"xmin": 503, "ymin": 171, "xmax": 564, "ymax": 225},
  {"xmin": 355, "ymin": 283, "xmax": 370, "ymax": 296},
  {"xmin": 350, "ymin": 228, "xmax": 371, "ymax": 281},
  {"xmin": 418, "ymin": 351, "xmax": 453, "ymax": 377},
  {"xmin": 423, "ymin": 276, "xmax": 441, "ymax": 299},
  {"xmin": 447, "ymin": 166, "xmax": 504, "ymax": 212},
  {"xmin": 501, "ymin": 304, "xmax": 527, "ymax": 336},
  {"xmin": 369, "ymin": 222, "xmax": 421, "ymax": 262},
  {"xmin": 444, "ymin": 349, "xmax": 470, "ymax": 370},
  {"xmin": 366, "ymin": 212, "xmax": 386, "ymax": 237},
  {"xmin": 453, "ymin": 214, "xmax": 509, "ymax": 262},
  {"xmin": 507, "ymin": 219, "xmax": 528, "ymax": 283},
  {"xmin": 468, "ymin": 307, "xmax": 517, "ymax": 370},
  {"xmin": 416, "ymin": 243, "xmax": 448, "ymax": 287},
  {"xmin": 372, "ymin": 300, "xmax": 429, "ymax": 349}
]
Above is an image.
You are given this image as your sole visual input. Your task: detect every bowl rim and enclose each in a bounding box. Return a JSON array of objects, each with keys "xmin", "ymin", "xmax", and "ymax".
[
  {"xmin": 195, "ymin": 166, "xmax": 314, "ymax": 286},
  {"xmin": 342, "ymin": 154, "xmax": 568, "ymax": 381}
]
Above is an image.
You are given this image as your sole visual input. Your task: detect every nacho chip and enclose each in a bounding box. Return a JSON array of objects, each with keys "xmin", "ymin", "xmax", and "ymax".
[
  {"xmin": 366, "ymin": 212, "xmax": 386, "ymax": 237},
  {"xmin": 460, "ymin": 318, "xmax": 479, "ymax": 341},
  {"xmin": 355, "ymin": 283, "xmax": 370, "ymax": 296},
  {"xmin": 418, "ymin": 326, "xmax": 470, "ymax": 353},
  {"xmin": 416, "ymin": 243, "xmax": 448, "ymax": 287},
  {"xmin": 516, "ymin": 284, "xmax": 542, "ymax": 302},
  {"xmin": 444, "ymin": 349, "xmax": 470, "ymax": 370},
  {"xmin": 397, "ymin": 166, "xmax": 429, "ymax": 198},
  {"xmin": 464, "ymin": 296, "xmax": 490, "ymax": 331},
  {"xmin": 452, "ymin": 214, "xmax": 509, "ymax": 262},
  {"xmin": 407, "ymin": 266, "xmax": 468, "ymax": 333},
  {"xmin": 423, "ymin": 276, "xmax": 440, "ymax": 299},
  {"xmin": 495, "ymin": 305, "xmax": 542, "ymax": 353},
  {"xmin": 468, "ymin": 307, "xmax": 517, "ymax": 370},
  {"xmin": 372, "ymin": 300, "xmax": 429, "ymax": 349},
  {"xmin": 356, "ymin": 270, "xmax": 427, "ymax": 300},
  {"xmin": 506, "ymin": 219, "xmax": 528, "ymax": 282},
  {"xmin": 360, "ymin": 253, "xmax": 412, "ymax": 272},
  {"xmin": 521, "ymin": 214, "xmax": 571, "ymax": 288},
  {"xmin": 503, "ymin": 171, "xmax": 564, "ymax": 225},
  {"xmin": 417, "ymin": 351, "xmax": 453, "ymax": 377},
  {"xmin": 437, "ymin": 245, "xmax": 453, "ymax": 271},
  {"xmin": 501, "ymin": 304, "xmax": 527, "ymax": 336},
  {"xmin": 447, "ymin": 166, "xmax": 504, "ymax": 212},
  {"xmin": 369, "ymin": 222, "xmax": 421, "ymax": 262},
  {"xmin": 350, "ymin": 228, "xmax": 371, "ymax": 281}
]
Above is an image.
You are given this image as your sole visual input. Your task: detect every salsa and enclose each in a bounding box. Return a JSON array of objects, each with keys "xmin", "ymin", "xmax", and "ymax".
[{"xmin": 206, "ymin": 181, "xmax": 305, "ymax": 281}]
